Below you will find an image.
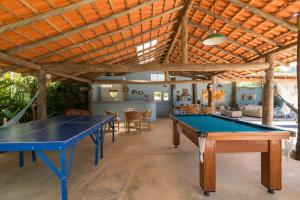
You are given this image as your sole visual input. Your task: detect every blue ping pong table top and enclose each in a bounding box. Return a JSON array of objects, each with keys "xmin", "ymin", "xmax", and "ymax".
[{"xmin": 0, "ymin": 115, "xmax": 114, "ymax": 151}]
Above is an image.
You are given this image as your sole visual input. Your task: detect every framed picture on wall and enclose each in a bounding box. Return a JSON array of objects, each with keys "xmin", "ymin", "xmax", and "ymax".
[
  {"xmin": 123, "ymin": 87, "xmax": 129, "ymax": 92},
  {"xmin": 138, "ymin": 91, "xmax": 144, "ymax": 95}
]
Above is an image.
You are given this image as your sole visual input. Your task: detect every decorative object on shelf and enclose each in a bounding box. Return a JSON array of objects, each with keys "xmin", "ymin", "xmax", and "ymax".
[
  {"xmin": 207, "ymin": 83, "xmax": 212, "ymax": 91},
  {"xmin": 144, "ymin": 94, "xmax": 149, "ymax": 101},
  {"xmin": 241, "ymin": 93, "xmax": 256, "ymax": 101},
  {"xmin": 123, "ymin": 87, "xmax": 129, "ymax": 92},
  {"xmin": 203, "ymin": 1, "xmax": 227, "ymax": 46},
  {"xmin": 182, "ymin": 88, "xmax": 189, "ymax": 96},
  {"xmin": 132, "ymin": 90, "xmax": 137, "ymax": 95},
  {"xmin": 138, "ymin": 91, "xmax": 144, "ymax": 95}
]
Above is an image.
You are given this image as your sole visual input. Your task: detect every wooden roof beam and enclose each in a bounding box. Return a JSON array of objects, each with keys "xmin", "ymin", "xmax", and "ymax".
[
  {"xmin": 194, "ymin": 5, "xmax": 281, "ymax": 47},
  {"xmin": 227, "ymin": 0, "xmax": 297, "ymax": 32},
  {"xmin": 121, "ymin": 47, "xmax": 168, "ymax": 64},
  {"xmin": 6, "ymin": 0, "xmax": 162, "ymax": 55},
  {"xmin": 173, "ymin": 46, "xmax": 213, "ymax": 63},
  {"xmin": 0, "ymin": 53, "xmax": 91, "ymax": 83},
  {"xmin": 188, "ymin": 20, "xmax": 260, "ymax": 55},
  {"xmin": 32, "ymin": 5, "xmax": 184, "ymax": 62},
  {"xmin": 0, "ymin": 0, "xmax": 98, "ymax": 35},
  {"xmin": 189, "ymin": 34, "xmax": 246, "ymax": 61},
  {"xmin": 86, "ymin": 34, "xmax": 173, "ymax": 63},
  {"xmin": 65, "ymin": 21, "xmax": 176, "ymax": 62},
  {"xmin": 43, "ymin": 62, "xmax": 270, "ymax": 73},
  {"xmin": 93, "ymin": 79, "xmax": 209, "ymax": 85},
  {"xmin": 163, "ymin": 0, "xmax": 195, "ymax": 62},
  {"xmin": 176, "ymin": 39, "xmax": 230, "ymax": 63},
  {"xmin": 249, "ymin": 41, "xmax": 297, "ymax": 62}
]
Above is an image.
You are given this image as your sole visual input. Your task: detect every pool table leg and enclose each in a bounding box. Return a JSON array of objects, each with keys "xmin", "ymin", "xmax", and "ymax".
[
  {"xmin": 173, "ymin": 122, "xmax": 180, "ymax": 148},
  {"xmin": 261, "ymin": 140, "xmax": 282, "ymax": 193},
  {"xmin": 200, "ymin": 140, "xmax": 216, "ymax": 195}
]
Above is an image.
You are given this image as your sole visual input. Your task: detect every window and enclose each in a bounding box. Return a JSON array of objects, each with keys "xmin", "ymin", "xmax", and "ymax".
[
  {"xmin": 100, "ymin": 84, "xmax": 112, "ymax": 88},
  {"xmin": 136, "ymin": 39, "xmax": 158, "ymax": 64},
  {"xmin": 163, "ymin": 93, "xmax": 169, "ymax": 101},
  {"xmin": 109, "ymin": 90, "xmax": 118, "ymax": 98},
  {"xmin": 151, "ymin": 74, "xmax": 165, "ymax": 81},
  {"xmin": 154, "ymin": 92, "xmax": 162, "ymax": 101}
]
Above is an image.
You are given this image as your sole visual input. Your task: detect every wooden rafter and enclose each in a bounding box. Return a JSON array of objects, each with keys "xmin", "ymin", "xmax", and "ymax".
[
  {"xmin": 64, "ymin": 21, "xmax": 176, "ymax": 63},
  {"xmin": 194, "ymin": 4, "xmax": 281, "ymax": 47},
  {"xmin": 43, "ymin": 62, "xmax": 269, "ymax": 73},
  {"xmin": 188, "ymin": 20, "xmax": 260, "ymax": 55},
  {"xmin": 163, "ymin": 0, "xmax": 195, "ymax": 62},
  {"xmin": 86, "ymin": 34, "xmax": 173, "ymax": 63},
  {"xmin": 227, "ymin": 0, "xmax": 297, "ymax": 32},
  {"xmin": 32, "ymin": 5, "xmax": 184, "ymax": 62},
  {"xmin": 6, "ymin": 0, "xmax": 162, "ymax": 55},
  {"xmin": 189, "ymin": 34, "xmax": 245, "ymax": 61},
  {"xmin": 0, "ymin": 53, "xmax": 91, "ymax": 83}
]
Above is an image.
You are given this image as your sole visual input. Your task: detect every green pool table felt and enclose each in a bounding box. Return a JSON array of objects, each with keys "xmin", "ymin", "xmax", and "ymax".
[{"xmin": 174, "ymin": 115, "xmax": 283, "ymax": 134}]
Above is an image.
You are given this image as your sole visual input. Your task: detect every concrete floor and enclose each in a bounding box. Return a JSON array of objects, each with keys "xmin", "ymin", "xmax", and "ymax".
[{"xmin": 1, "ymin": 118, "xmax": 300, "ymax": 200}]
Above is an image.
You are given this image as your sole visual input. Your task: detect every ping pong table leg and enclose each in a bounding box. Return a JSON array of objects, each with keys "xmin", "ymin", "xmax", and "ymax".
[
  {"xmin": 60, "ymin": 150, "xmax": 68, "ymax": 200},
  {"xmin": 32, "ymin": 151, "xmax": 37, "ymax": 162},
  {"xmin": 112, "ymin": 120, "xmax": 115, "ymax": 143},
  {"xmin": 36, "ymin": 145, "xmax": 77, "ymax": 200},
  {"xmin": 95, "ymin": 130, "xmax": 100, "ymax": 165},
  {"xmin": 19, "ymin": 151, "xmax": 24, "ymax": 167},
  {"xmin": 100, "ymin": 126, "xmax": 104, "ymax": 159}
]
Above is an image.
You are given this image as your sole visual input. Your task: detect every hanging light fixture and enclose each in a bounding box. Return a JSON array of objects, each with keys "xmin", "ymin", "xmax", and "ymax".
[{"xmin": 203, "ymin": 1, "xmax": 227, "ymax": 46}]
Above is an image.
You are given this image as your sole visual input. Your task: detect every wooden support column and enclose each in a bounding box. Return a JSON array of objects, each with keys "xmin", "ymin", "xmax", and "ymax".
[
  {"xmin": 181, "ymin": 16, "xmax": 188, "ymax": 64},
  {"xmin": 231, "ymin": 82, "xmax": 237, "ymax": 110},
  {"xmin": 295, "ymin": 15, "xmax": 300, "ymax": 160},
  {"xmin": 88, "ymin": 84, "xmax": 93, "ymax": 113},
  {"xmin": 37, "ymin": 70, "xmax": 47, "ymax": 120},
  {"xmin": 170, "ymin": 76, "xmax": 176, "ymax": 106},
  {"xmin": 262, "ymin": 54, "xmax": 275, "ymax": 125},
  {"xmin": 208, "ymin": 76, "xmax": 217, "ymax": 113},
  {"xmin": 192, "ymin": 82, "xmax": 198, "ymax": 104}
]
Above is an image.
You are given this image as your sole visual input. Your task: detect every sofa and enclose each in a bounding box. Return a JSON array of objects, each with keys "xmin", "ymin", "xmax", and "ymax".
[{"xmin": 240, "ymin": 105, "xmax": 262, "ymax": 118}]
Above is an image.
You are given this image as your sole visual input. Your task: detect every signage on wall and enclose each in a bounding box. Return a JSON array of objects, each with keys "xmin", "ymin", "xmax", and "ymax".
[{"xmin": 241, "ymin": 94, "xmax": 256, "ymax": 101}]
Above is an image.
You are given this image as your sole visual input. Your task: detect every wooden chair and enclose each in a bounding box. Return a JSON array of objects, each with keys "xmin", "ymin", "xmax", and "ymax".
[
  {"xmin": 185, "ymin": 106, "xmax": 198, "ymax": 114},
  {"xmin": 65, "ymin": 109, "xmax": 91, "ymax": 116},
  {"xmin": 125, "ymin": 111, "xmax": 141, "ymax": 133},
  {"xmin": 141, "ymin": 110, "xmax": 152, "ymax": 130},
  {"xmin": 105, "ymin": 110, "xmax": 120, "ymax": 131},
  {"xmin": 200, "ymin": 107, "xmax": 211, "ymax": 114}
]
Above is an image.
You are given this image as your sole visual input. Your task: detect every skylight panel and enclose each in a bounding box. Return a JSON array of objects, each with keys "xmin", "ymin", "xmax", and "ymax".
[{"xmin": 136, "ymin": 39, "xmax": 158, "ymax": 64}]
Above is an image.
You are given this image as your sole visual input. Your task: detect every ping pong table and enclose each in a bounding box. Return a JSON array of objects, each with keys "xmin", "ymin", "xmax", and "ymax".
[{"xmin": 0, "ymin": 115, "xmax": 115, "ymax": 200}]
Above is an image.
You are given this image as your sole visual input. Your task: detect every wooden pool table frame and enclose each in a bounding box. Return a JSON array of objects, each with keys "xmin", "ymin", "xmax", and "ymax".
[{"xmin": 169, "ymin": 114, "xmax": 294, "ymax": 196}]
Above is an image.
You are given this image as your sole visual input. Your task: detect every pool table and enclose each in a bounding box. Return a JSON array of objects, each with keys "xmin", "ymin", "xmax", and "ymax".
[{"xmin": 169, "ymin": 114, "xmax": 295, "ymax": 196}]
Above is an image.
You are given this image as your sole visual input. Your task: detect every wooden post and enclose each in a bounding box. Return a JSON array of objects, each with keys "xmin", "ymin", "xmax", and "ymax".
[
  {"xmin": 231, "ymin": 82, "xmax": 237, "ymax": 110},
  {"xmin": 37, "ymin": 70, "xmax": 47, "ymax": 120},
  {"xmin": 262, "ymin": 54, "xmax": 275, "ymax": 125},
  {"xmin": 192, "ymin": 83, "xmax": 198, "ymax": 104},
  {"xmin": 181, "ymin": 16, "xmax": 188, "ymax": 64},
  {"xmin": 208, "ymin": 76, "xmax": 217, "ymax": 113},
  {"xmin": 171, "ymin": 76, "xmax": 176, "ymax": 106},
  {"xmin": 88, "ymin": 84, "xmax": 93, "ymax": 113},
  {"xmin": 295, "ymin": 15, "xmax": 300, "ymax": 160}
]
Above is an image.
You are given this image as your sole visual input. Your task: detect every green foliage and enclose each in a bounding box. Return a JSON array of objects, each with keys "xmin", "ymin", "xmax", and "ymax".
[
  {"xmin": 0, "ymin": 73, "xmax": 37, "ymax": 125},
  {"xmin": 0, "ymin": 72, "xmax": 85, "ymax": 125},
  {"xmin": 47, "ymin": 82, "xmax": 80, "ymax": 117}
]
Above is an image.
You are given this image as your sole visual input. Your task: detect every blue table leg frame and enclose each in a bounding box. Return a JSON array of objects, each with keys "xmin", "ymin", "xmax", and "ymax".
[
  {"xmin": 11, "ymin": 118, "xmax": 115, "ymax": 200},
  {"xmin": 36, "ymin": 145, "xmax": 76, "ymax": 200},
  {"xmin": 18, "ymin": 151, "xmax": 36, "ymax": 167}
]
